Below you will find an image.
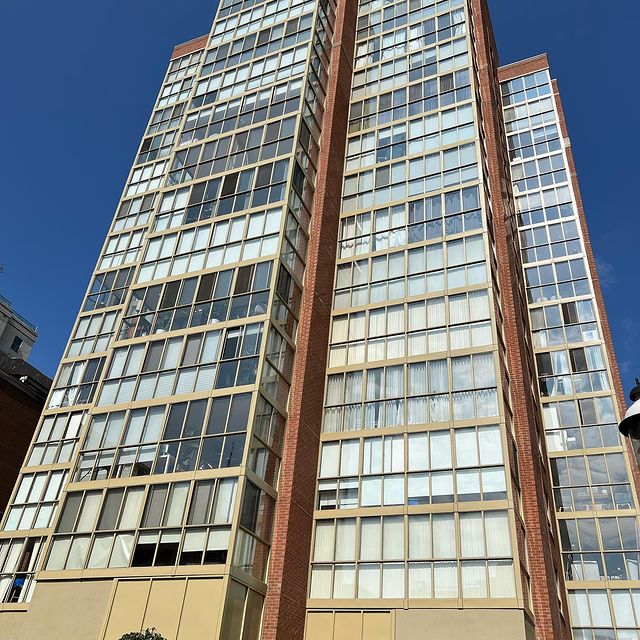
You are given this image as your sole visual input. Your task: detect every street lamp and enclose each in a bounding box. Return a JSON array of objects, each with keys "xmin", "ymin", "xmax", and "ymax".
[{"xmin": 619, "ymin": 378, "xmax": 640, "ymax": 467}]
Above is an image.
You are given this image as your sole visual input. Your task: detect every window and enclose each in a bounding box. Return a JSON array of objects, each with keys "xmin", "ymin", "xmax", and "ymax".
[
  {"xmin": 46, "ymin": 478, "xmax": 237, "ymax": 571},
  {"xmin": 310, "ymin": 511, "xmax": 515, "ymax": 600},
  {"xmin": 10, "ymin": 336, "xmax": 23, "ymax": 354}
]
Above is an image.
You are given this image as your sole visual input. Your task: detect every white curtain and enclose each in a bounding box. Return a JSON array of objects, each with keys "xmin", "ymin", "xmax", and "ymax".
[
  {"xmin": 383, "ymin": 476, "xmax": 404, "ymax": 505},
  {"xmin": 408, "ymin": 302, "xmax": 427, "ymax": 331},
  {"xmin": 449, "ymin": 294, "xmax": 469, "ymax": 324},
  {"xmin": 385, "ymin": 400, "xmax": 404, "ymax": 427},
  {"xmin": 432, "ymin": 514, "xmax": 455, "ymax": 558},
  {"xmin": 478, "ymin": 425, "xmax": 502, "ymax": 465},
  {"xmin": 367, "ymin": 369, "xmax": 384, "ymax": 401},
  {"xmin": 310, "ymin": 565, "xmax": 332, "ymax": 598},
  {"xmin": 408, "ymin": 515, "xmax": 431, "ymax": 559},
  {"xmin": 363, "ymin": 438, "xmax": 383, "ymax": 474},
  {"xmin": 476, "ymin": 389, "xmax": 498, "ymax": 418},
  {"xmin": 408, "ymin": 362, "xmax": 427, "ymax": 395},
  {"xmin": 164, "ymin": 483, "xmax": 189, "ymax": 526},
  {"xmin": 428, "ymin": 328, "xmax": 447, "ymax": 354},
  {"xmin": 361, "ymin": 477, "xmax": 382, "ymax": 507},
  {"xmin": 384, "ymin": 436, "xmax": 405, "ymax": 473},
  {"xmin": 319, "ymin": 442, "xmax": 340, "ymax": 478},
  {"xmin": 473, "ymin": 353, "xmax": 495, "ymax": 387},
  {"xmin": 452, "ymin": 356, "xmax": 472, "ymax": 391},
  {"xmin": 368, "ymin": 338, "xmax": 386, "ymax": 362},
  {"xmin": 408, "ymin": 397, "xmax": 427, "ymax": 425},
  {"xmin": 427, "ymin": 297, "xmax": 446, "ymax": 327},
  {"xmin": 323, "ymin": 407, "xmax": 341, "ymax": 434},
  {"xmin": 408, "ymin": 562, "xmax": 432, "ymax": 598},
  {"xmin": 369, "ymin": 308, "xmax": 386, "ymax": 337},
  {"xmin": 568, "ymin": 591, "xmax": 591, "ymax": 626},
  {"xmin": 482, "ymin": 468, "xmax": 506, "ymax": 496},
  {"xmin": 488, "ymin": 560, "xmax": 516, "ymax": 598},
  {"xmin": 344, "ymin": 371, "xmax": 362, "ymax": 402},
  {"xmin": 471, "ymin": 321, "xmax": 492, "ymax": 347},
  {"xmin": 408, "ymin": 332, "xmax": 427, "ymax": 357},
  {"xmin": 459, "ymin": 512, "xmax": 484, "ymax": 557},
  {"xmin": 335, "ymin": 519, "xmax": 357, "ymax": 562},
  {"xmin": 325, "ymin": 375, "xmax": 343, "ymax": 405},
  {"xmin": 457, "ymin": 469, "xmax": 480, "ymax": 499},
  {"xmin": 382, "ymin": 563, "xmax": 404, "ymax": 598},
  {"xmin": 452, "ymin": 391, "xmax": 473, "ymax": 420},
  {"xmin": 333, "ymin": 565, "xmax": 356, "ymax": 599},
  {"xmin": 331, "ymin": 316, "xmax": 349, "ymax": 343},
  {"xmin": 349, "ymin": 312, "xmax": 366, "ymax": 341},
  {"xmin": 455, "ymin": 428, "xmax": 478, "ymax": 467},
  {"xmin": 429, "ymin": 394, "xmax": 450, "ymax": 422},
  {"xmin": 383, "ymin": 516, "xmax": 404, "ymax": 560},
  {"xmin": 387, "ymin": 336, "xmax": 404, "ymax": 360},
  {"xmin": 450, "ymin": 325, "xmax": 470, "ymax": 351},
  {"xmin": 469, "ymin": 290, "xmax": 490, "ymax": 320},
  {"xmin": 434, "ymin": 561, "xmax": 458, "ymax": 598},
  {"xmin": 358, "ymin": 563, "xmax": 381, "ymax": 598},
  {"xmin": 408, "ymin": 433, "xmax": 428, "ymax": 471},
  {"xmin": 387, "ymin": 305, "xmax": 404, "ymax": 334},
  {"xmin": 386, "ymin": 366, "xmax": 404, "ymax": 398},
  {"xmin": 213, "ymin": 478, "xmax": 237, "ymax": 524},
  {"xmin": 428, "ymin": 360, "xmax": 448, "ymax": 393},
  {"xmin": 485, "ymin": 511, "xmax": 511, "ymax": 557},
  {"xmin": 408, "ymin": 474, "xmax": 429, "ymax": 504},
  {"xmin": 461, "ymin": 561, "xmax": 487, "ymax": 598},
  {"xmin": 340, "ymin": 440, "xmax": 359, "ymax": 476},
  {"xmin": 430, "ymin": 431, "xmax": 451, "ymax": 469},
  {"xmin": 360, "ymin": 518, "xmax": 381, "ymax": 561},
  {"xmin": 67, "ymin": 536, "xmax": 90, "ymax": 570}
]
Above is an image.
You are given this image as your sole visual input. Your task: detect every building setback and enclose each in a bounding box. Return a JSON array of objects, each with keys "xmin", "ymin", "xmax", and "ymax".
[{"xmin": 0, "ymin": 0, "xmax": 635, "ymax": 639}]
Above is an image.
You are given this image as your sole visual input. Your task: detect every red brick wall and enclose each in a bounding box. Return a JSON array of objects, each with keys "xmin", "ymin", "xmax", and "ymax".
[
  {"xmin": 0, "ymin": 381, "xmax": 43, "ymax": 515},
  {"xmin": 470, "ymin": 2, "xmax": 571, "ymax": 638},
  {"xmin": 170, "ymin": 34, "xmax": 208, "ymax": 60},
  {"xmin": 260, "ymin": 0, "xmax": 357, "ymax": 637}
]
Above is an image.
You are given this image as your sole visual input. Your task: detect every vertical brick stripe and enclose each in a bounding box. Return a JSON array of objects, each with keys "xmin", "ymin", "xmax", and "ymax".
[{"xmin": 260, "ymin": 0, "xmax": 357, "ymax": 637}]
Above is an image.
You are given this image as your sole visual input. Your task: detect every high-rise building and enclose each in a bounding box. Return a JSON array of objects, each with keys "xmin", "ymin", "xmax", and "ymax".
[{"xmin": 0, "ymin": 0, "xmax": 634, "ymax": 639}]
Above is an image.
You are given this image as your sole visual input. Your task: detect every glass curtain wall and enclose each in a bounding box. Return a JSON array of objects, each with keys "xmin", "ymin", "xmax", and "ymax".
[{"xmin": 501, "ymin": 69, "xmax": 640, "ymax": 640}]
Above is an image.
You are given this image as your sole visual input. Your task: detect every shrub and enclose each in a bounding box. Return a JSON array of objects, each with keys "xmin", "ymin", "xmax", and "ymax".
[{"xmin": 119, "ymin": 629, "xmax": 166, "ymax": 640}]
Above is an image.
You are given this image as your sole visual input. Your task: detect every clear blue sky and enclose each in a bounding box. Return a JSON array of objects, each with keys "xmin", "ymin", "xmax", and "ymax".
[{"xmin": 1, "ymin": 0, "xmax": 638, "ymax": 391}]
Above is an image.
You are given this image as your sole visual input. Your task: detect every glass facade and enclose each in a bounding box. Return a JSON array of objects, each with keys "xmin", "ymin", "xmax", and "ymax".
[
  {"xmin": 307, "ymin": 0, "xmax": 530, "ymax": 610},
  {"xmin": 501, "ymin": 68, "xmax": 640, "ymax": 640}
]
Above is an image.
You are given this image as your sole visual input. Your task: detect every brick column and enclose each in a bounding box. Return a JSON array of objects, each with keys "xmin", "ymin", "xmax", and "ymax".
[{"xmin": 260, "ymin": 0, "xmax": 357, "ymax": 637}]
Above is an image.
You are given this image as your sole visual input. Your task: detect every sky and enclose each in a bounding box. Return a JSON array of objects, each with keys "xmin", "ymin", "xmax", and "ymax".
[{"xmin": 0, "ymin": 0, "xmax": 638, "ymax": 391}]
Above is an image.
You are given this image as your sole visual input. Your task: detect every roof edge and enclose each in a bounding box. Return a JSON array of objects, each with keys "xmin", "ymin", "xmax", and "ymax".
[
  {"xmin": 498, "ymin": 53, "xmax": 550, "ymax": 82},
  {"xmin": 171, "ymin": 34, "xmax": 209, "ymax": 60}
]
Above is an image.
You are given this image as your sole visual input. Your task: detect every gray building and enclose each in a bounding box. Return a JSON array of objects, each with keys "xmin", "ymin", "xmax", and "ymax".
[{"xmin": 0, "ymin": 295, "xmax": 37, "ymax": 362}]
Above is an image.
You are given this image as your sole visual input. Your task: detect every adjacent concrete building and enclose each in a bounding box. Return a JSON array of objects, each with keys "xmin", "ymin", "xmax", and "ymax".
[{"xmin": 0, "ymin": 1, "xmax": 634, "ymax": 639}]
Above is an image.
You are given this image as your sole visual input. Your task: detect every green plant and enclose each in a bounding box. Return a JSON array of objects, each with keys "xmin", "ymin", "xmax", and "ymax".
[{"xmin": 118, "ymin": 629, "xmax": 166, "ymax": 640}]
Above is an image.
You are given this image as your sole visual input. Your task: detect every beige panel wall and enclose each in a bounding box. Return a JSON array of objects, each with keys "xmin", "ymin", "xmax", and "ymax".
[
  {"xmin": 306, "ymin": 608, "xmax": 534, "ymax": 640},
  {"xmin": 8, "ymin": 580, "xmax": 113, "ymax": 640},
  {"xmin": 103, "ymin": 580, "xmax": 151, "ymax": 640},
  {"xmin": 306, "ymin": 611, "xmax": 394, "ymax": 640},
  {"xmin": 395, "ymin": 609, "xmax": 533, "ymax": 640},
  {"xmin": 103, "ymin": 577, "xmax": 224, "ymax": 640},
  {"xmin": 0, "ymin": 611, "xmax": 27, "ymax": 640},
  {"xmin": 176, "ymin": 579, "xmax": 224, "ymax": 640}
]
